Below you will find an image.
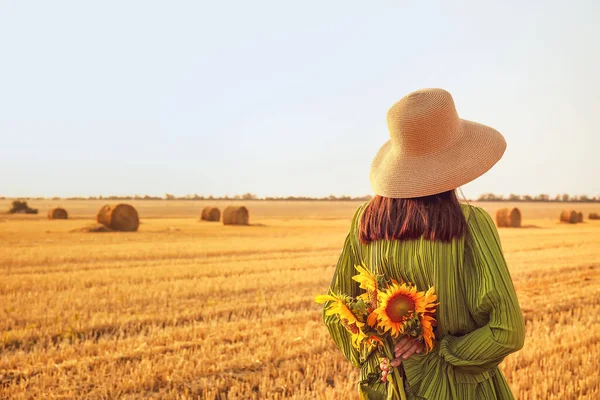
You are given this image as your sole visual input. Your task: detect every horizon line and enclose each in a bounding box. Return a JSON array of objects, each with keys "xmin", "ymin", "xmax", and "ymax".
[{"xmin": 2, "ymin": 193, "xmax": 600, "ymax": 202}]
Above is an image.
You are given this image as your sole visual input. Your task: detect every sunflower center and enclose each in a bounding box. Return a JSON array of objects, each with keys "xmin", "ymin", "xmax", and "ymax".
[
  {"xmin": 386, "ymin": 294, "xmax": 415, "ymax": 322},
  {"xmin": 341, "ymin": 319, "xmax": 360, "ymax": 334}
]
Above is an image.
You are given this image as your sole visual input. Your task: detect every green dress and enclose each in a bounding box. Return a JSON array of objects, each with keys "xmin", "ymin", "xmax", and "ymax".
[{"xmin": 322, "ymin": 203, "xmax": 525, "ymax": 399}]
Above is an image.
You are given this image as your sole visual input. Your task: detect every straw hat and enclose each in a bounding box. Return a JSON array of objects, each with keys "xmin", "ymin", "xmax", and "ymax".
[{"xmin": 370, "ymin": 88, "xmax": 506, "ymax": 198}]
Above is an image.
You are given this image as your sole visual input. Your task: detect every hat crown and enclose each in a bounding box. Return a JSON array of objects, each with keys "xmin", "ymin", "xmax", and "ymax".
[{"xmin": 386, "ymin": 88, "xmax": 461, "ymax": 155}]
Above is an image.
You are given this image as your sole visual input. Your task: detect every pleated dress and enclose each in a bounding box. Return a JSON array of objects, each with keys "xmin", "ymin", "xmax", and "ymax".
[{"xmin": 322, "ymin": 203, "xmax": 525, "ymax": 399}]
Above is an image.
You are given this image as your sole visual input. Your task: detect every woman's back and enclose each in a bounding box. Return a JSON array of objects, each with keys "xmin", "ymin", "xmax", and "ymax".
[
  {"xmin": 321, "ymin": 88, "xmax": 524, "ymax": 399},
  {"xmin": 324, "ymin": 202, "xmax": 525, "ymax": 399}
]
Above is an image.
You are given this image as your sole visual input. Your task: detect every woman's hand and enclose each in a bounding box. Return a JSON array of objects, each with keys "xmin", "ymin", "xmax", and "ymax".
[
  {"xmin": 379, "ymin": 337, "xmax": 424, "ymax": 382},
  {"xmin": 392, "ymin": 336, "xmax": 424, "ymax": 366},
  {"xmin": 379, "ymin": 357, "xmax": 391, "ymax": 382}
]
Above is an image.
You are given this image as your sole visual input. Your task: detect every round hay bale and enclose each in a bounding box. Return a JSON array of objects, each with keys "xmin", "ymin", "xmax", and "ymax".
[
  {"xmin": 576, "ymin": 212, "xmax": 584, "ymax": 223},
  {"xmin": 495, "ymin": 208, "xmax": 521, "ymax": 228},
  {"xmin": 97, "ymin": 204, "xmax": 139, "ymax": 232},
  {"xmin": 222, "ymin": 206, "xmax": 249, "ymax": 226},
  {"xmin": 201, "ymin": 207, "xmax": 221, "ymax": 222},
  {"xmin": 48, "ymin": 207, "xmax": 68, "ymax": 220},
  {"xmin": 560, "ymin": 209, "xmax": 578, "ymax": 224},
  {"xmin": 589, "ymin": 212, "xmax": 600, "ymax": 220}
]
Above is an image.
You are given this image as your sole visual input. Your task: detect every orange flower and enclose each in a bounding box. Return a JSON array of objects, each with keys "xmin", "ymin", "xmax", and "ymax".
[
  {"xmin": 371, "ymin": 282, "xmax": 424, "ymax": 337},
  {"xmin": 419, "ymin": 287, "xmax": 438, "ymax": 352},
  {"xmin": 315, "ymin": 293, "xmax": 366, "ymax": 349}
]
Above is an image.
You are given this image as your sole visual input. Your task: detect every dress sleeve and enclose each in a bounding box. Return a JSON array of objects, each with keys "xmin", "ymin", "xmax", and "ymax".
[
  {"xmin": 403, "ymin": 206, "xmax": 525, "ymax": 398},
  {"xmin": 322, "ymin": 205, "xmax": 365, "ymax": 369},
  {"xmin": 438, "ymin": 206, "xmax": 525, "ymax": 372}
]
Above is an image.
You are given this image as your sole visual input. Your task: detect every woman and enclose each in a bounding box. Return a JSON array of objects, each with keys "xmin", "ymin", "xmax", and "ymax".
[{"xmin": 322, "ymin": 88, "xmax": 525, "ymax": 399}]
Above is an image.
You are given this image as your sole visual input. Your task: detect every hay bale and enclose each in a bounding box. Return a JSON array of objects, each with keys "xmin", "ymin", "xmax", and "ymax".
[
  {"xmin": 48, "ymin": 207, "xmax": 68, "ymax": 220},
  {"xmin": 576, "ymin": 212, "xmax": 584, "ymax": 223},
  {"xmin": 97, "ymin": 204, "xmax": 139, "ymax": 232},
  {"xmin": 201, "ymin": 207, "xmax": 221, "ymax": 222},
  {"xmin": 589, "ymin": 213, "xmax": 600, "ymax": 220},
  {"xmin": 560, "ymin": 209, "xmax": 578, "ymax": 224},
  {"xmin": 222, "ymin": 206, "xmax": 249, "ymax": 225},
  {"xmin": 8, "ymin": 200, "xmax": 38, "ymax": 214},
  {"xmin": 496, "ymin": 208, "xmax": 521, "ymax": 228}
]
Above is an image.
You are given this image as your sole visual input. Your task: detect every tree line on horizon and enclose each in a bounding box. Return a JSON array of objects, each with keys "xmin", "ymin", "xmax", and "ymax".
[
  {"xmin": 477, "ymin": 193, "xmax": 600, "ymax": 202},
  {"xmin": 1, "ymin": 193, "xmax": 599, "ymax": 202},
  {"xmin": 0, "ymin": 193, "xmax": 373, "ymax": 202}
]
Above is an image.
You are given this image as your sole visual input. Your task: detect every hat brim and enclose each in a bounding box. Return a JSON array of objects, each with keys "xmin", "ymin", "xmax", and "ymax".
[{"xmin": 369, "ymin": 119, "xmax": 506, "ymax": 198}]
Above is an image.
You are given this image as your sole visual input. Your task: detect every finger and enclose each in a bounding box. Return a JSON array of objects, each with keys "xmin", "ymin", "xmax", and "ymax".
[
  {"xmin": 394, "ymin": 336, "xmax": 409, "ymax": 351},
  {"xmin": 399, "ymin": 338, "xmax": 415, "ymax": 353},
  {"xmin": 415, "ymin": 342, "xmax": 424, "ymax": 354},
  {"xmin": 394, "ymin": 337, "xmax": 409, "ymax": 353},
  {"xmin": 381, "ymin": 370, "xmax": 388, "ymax": 382},
  {"xmin": 390, "ymin": 358, "xmax": 402, "ymax": 367},
  {"xmin": 402, "ymin": 344, "xmax": 419, "ymax": 360},
  {"xmin": 395, "ymin": 340, "xmax": 413, "ymax": 358}
]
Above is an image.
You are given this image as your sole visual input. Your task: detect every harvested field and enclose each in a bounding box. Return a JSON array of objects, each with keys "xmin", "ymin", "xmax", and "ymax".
[{"xmin": 0, "ymin": 201, "xmax": 599, "ymax": 399}]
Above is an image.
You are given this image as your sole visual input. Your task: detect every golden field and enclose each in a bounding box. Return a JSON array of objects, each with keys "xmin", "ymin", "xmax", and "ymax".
[{"xmin": 1, "ymin": 200, "xmax": 599, "ymax": 399}]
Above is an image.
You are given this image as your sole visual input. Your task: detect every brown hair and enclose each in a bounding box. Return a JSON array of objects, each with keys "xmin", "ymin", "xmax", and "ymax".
[{"xmin": 359, "ymin": 190, "xmax": 467, "ymax": 244}]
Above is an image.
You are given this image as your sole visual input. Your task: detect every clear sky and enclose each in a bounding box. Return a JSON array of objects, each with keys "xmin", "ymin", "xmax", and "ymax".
[{"xmin": 1, "ymin": 1, "xmax": 598, "ymax": 199}]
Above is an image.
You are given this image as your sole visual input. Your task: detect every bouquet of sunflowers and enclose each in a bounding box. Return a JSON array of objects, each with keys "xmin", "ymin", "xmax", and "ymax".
[{"xmin": 316, "ymin": 265, "xmax": 438, "ymax": 400}]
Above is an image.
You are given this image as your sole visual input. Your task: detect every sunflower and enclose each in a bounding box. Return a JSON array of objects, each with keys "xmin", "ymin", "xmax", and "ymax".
[
  {"xmin": 346, "ymin": 322, "xmax": 368, "ymax": 348},
  {"xmin": 315, "ymin": 294, "xmax": 360, "ymax": 324},
  {"xmin": 352, "ymin": 264, "xmax": 377, "ymax": 292},
  {"xmin": 352, "ymin": 264, "xmax": 379, "ymax": 309},
  {"xmin": 371, "ymin": 282, "xmax": 425, "ymax": 337},
  {"xmin": 315, "ymin": 294, "xmax": 366, "ymax": 348},
  {"xmin": 419, "ymin": 287, "xmax": 438, "ymax": 352}
]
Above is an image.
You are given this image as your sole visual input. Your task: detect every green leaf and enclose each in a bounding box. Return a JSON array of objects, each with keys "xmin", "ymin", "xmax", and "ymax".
[{"xmin": 359, "ymin": 384, "xmax": 387, "ymax": 400}]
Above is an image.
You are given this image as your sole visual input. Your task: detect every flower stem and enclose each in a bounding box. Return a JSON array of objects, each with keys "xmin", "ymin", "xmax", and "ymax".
[{"xmin": 383, "ymin": 340, "xmax": 407, "ymax": 400}]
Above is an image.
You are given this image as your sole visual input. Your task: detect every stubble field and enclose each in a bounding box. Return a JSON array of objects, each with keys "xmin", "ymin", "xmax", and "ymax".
[{"xmin": 1, "ymin": 200, "xmax": 599, "ymax": 399}]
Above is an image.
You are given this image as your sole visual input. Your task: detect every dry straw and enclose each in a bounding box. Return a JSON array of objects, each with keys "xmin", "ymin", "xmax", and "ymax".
[
  {"xmin": 71, "ymin": 224, "xmax": 112, "ymax": 233},
  {"xmin": 97, "ymin": 204, "xmax": 139, "ymax": 232},
  {"xmin": 201, "ymin": 207, "xmax": 221, "ymax": 222},
  {"xmin": 47, "ymin": 208, "xmax": 68, "ymax": 220},
  {"xmin": 496, "ymin": 208, "xmax": 521, "ymax": 228},
  {"xmin": 560, "ymin": 210, "xmax": 578, "ymax": 224},
  {"xmin": 222, "ymin": 206, "xmax": 249, "ymax": 225}
]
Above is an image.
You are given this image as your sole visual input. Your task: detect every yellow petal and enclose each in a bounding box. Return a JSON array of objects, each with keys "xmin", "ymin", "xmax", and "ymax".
[
  {"xmin": 352, "ymin": 264, "xmax": 378, "ymax": 291},
  {"xmin": 324, "ymin": 308, "xmax": 337, "ymax": 316},
  {"xmin": 314, "ymin": 294, "xmax": 338, "ymax": 304}
]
